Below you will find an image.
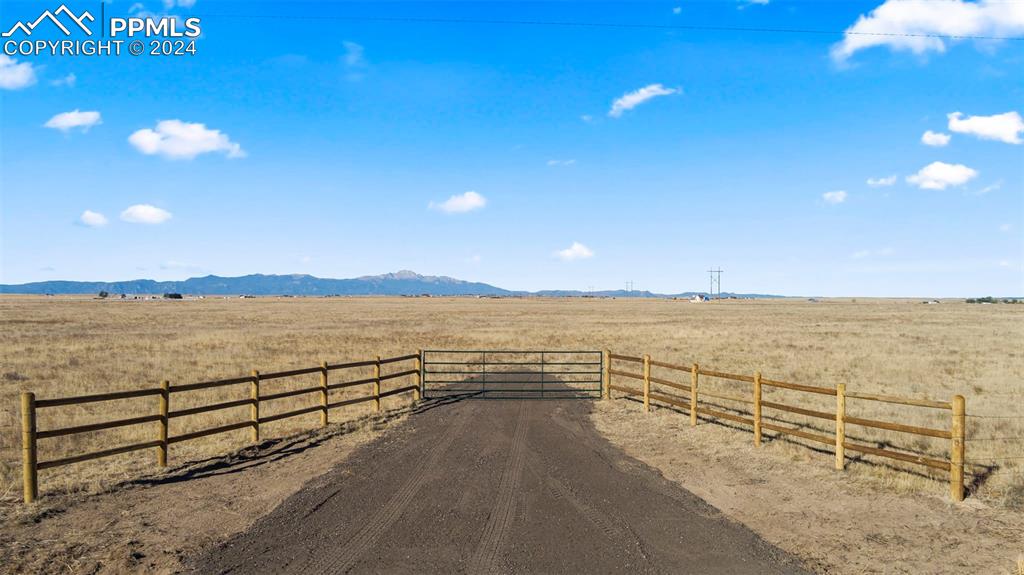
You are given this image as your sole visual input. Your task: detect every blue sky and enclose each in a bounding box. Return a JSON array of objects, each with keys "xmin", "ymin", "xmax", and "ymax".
[{"xmin": 0, "ymin": 0, "xmax": 1022, "ymax": 296}]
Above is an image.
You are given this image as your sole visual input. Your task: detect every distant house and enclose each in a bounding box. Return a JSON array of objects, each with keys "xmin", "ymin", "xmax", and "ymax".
[
  {"xmin": 163, "ymin": 293, "xmax": 183, "ymax": 299},
  {"xmin": 690, "ymin": 294, "xmax": 710, "ymax": 303}
]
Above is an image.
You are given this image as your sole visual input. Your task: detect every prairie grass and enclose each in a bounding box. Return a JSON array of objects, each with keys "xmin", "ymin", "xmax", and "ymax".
[{"xmin": 0, "ymin": 295, "xmax": 1021, "ymax": 507}]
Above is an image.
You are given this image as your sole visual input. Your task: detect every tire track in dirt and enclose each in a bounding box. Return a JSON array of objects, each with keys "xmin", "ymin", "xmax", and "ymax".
[
  {"xmin": 466, "ymin": 401, "xmax": 529, "ymax": 575},
  {"xmin": 534, "ymin": 464, "xmax": 623, "ymax": 539},
  {"xmin": 551, "ymin": 404, "xmax": 724, "ymax": 521},
  {"xmin": 304, "ymin": 411, "xmax": 469, "ymax": 575},
  {"xmin": 527, "ymin": 448, "xmax": 651, "ymax": 562}
]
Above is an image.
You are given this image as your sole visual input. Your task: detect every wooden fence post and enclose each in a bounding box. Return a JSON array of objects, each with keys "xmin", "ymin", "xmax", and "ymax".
[
  {"xmin": 690, "ymin": 363, "xmax": 699, "ymax": 426},
  {"xmin": 373, "ymin": 356, "xmax": 381, "ymax": 413},
  {"xmin": 414, "ymin": 350, "xmax": 422, "ymax": 402},
  {"xmin": 835, "ymin": 383, "xmax": 846, "ymax": 470},
  {"xmin": 21, "ymin": 392, "xmax": 37, "ymax": 504},
  {"xmin": 320, "ymin": 361, "xmax": 329, "ymax": 427},
  {"xmin": 602, "ymin": 349, "xmax": 610, "ymax": 400},
  {"xmin": 753, "ymin": 371, "xmax": 762, "ymax": 447},
  {"xmin": 951, "ymin": 395, "xmax": 965, "ymax": 502},
  {"xmin": 250, "ymin": 370, "xmax": 260, "ymax": 443},
  {"xmin": 642, "ymin": 354, "xmax": 651, "ymax": 412},
  {"xmin": 158, "ymin": 381, "xmax": 169, "ymax": 467}
]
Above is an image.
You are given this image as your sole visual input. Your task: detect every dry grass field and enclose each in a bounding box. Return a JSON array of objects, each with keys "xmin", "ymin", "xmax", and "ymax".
[{"xmin": 0, "ymin": 294, "xmax": 1022, "ymax": 514}]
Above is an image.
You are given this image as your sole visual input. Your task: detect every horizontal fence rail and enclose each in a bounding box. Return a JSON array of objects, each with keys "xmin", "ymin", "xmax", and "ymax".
[
  {"xmin": 602, "ymin": 350, "xmax": 968, "ymax": 502},
  {"xmin": 19, "ymin": 351, "xmax": 425, "ymax": 503},
  {"xmin": 421, "ymin": 350, "xmax": 603, "ymax": 399}
]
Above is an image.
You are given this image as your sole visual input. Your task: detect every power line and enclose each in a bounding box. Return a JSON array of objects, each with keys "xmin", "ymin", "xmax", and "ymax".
[
  {"xmin": 195, "ymin": 13, "xmax": 1024, "ymax": 42},
  {"xmin": 707, "ymin": 268, "xmax": 723, "ymax": 300}
]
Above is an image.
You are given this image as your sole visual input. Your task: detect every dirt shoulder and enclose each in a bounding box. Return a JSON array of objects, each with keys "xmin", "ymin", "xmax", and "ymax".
[
  {"xmin": 591, "ymin": 399, "xmax": 1024, "ymax": 575},
  {"xmin": 0, "ymin": 410, "xmax": 408, "ymax": 575}
]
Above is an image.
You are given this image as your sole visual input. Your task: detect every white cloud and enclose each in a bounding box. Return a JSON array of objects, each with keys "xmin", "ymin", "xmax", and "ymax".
[
  {"xmin": 50, "ymin": 73, "xmax": 76, "ymax": 88},
  {"xmin": 342, "ymin": 41, "xmax": 365, "ymax": 67},
  {"xmin": 44, "ymin": 109, "xmax": 101, "ymax": 133},
  {"xmin": 121, "ymin": 204, "xmax": 173, "ymax": 224},
  {"xmin": 866, "ymin": 175, "xmax": 898, "ymax": 187},
  {"xmin": 999, "ymin": 223, "xmax": 1012, "ymax": 233},
  {"xmin": 822, "ymin": 190, "xmax": 848, "ymax": 204},
  {"xmin": 79, "ymin": 210, "xmax": 108, "ymax": 227},
  {"xmin": 429, "ymin": 191, "xmax": 487, "ymax": 214},
  {"xmin": 921, "ymin": 130, "xmax": 951, "ymax": 146},
  {"xmin": 672, "ymin": 6, "xmax": 682, "ymax": 14},
  {"xmin": 555, "ymin": 242, "xmax": 594, "ymax": 261},
  {"xmin": 906, "ymin": 161, "xmax": 978, "ymax": 190},
  {"xmin": 129, "ymin": 120, "xmax": 245, "ymax": 160},
  {"xmin": 947, "ymin": 111, "xmax": 1024, "ymax": 144},
  {"xmin": 129, "ymin": 2, "xmax": 191, "ymax": 21},
  {"xmin": 608, "ymin": 84, "xmax": 679, "ymax": 118},
  {"xmin": 580, "ymin": 114, "xmax": 594, "ymax": 123},
  {"xmin": 547, "ymin": 159, "xmax": 576, "ymax": 166},
  {"xmin": 832, "ymin": 0, "xmax": 1024, "ymax": 62},
  {"xmin": 974, "ymin": 180, "xmax": 1002, "ymax": 196},
  {"xmin": 853, "ymin": 247, "xmax": 895, "ymax": 259},
  {"xmin": 129, "ymin": 3, "xmax": 168, "ymax": 19},
  {"xmin": 162, "ymin": 0, "xmax": 197, "ymax": 9},
  {"xmin": 342, "ymin": 40, "xmax": 367, "ymax": 80},
  {"xmin": 0, "ymin": 55, "xmax": 37, "ymax": 90},
  {"xmin": 466, "ymin": 254, "xmax": 482, "ymax": 264}
]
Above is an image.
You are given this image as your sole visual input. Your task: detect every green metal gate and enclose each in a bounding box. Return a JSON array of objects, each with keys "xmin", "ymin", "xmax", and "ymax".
[{"xmin": 421, "ymin": 350, "xmax": 603, "ymax": 399}]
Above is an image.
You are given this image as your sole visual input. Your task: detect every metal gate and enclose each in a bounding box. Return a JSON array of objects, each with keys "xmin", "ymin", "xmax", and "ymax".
[{"xmin": 421, "ymin": 350, "xmax": 603, "ymax": 399}]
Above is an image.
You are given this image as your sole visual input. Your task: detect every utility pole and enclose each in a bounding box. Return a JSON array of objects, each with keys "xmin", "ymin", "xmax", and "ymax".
[{"xmin": 707, "ymin": 268, "xmax": 724, "ymax": 300}]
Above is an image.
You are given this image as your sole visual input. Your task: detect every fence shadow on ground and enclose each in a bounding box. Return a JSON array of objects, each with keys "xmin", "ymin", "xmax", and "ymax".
[
  {"xmin": 127, "ymin": 392, "xmax": 478, "ymax": 489},
  {"xmin": 617, "ymin": 392, "xmax": 990, "ymax": 492},
  {"xmin": 138, "ymin": 368, "xmax": 598, "ymax": 492}
]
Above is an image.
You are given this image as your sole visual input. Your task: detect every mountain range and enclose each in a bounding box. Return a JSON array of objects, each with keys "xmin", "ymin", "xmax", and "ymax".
[{"xmin": 0, "ymin": 270, "xmax": 781, "ymax": 298}]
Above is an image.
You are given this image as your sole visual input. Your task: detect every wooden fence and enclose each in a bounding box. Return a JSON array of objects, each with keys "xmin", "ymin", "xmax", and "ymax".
[
  {"xmin": 20, "ymin": 352, "xmax": 423, "ymax": 504},
  {"xmin": 603, "ymin": 351, "xmax": 967, "ymax": 502}
]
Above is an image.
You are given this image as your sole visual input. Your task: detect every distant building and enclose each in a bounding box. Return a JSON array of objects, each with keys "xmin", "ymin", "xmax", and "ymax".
[{"xmin": 690, "ymin": 294, "xmax": 710, "ymax": 303}]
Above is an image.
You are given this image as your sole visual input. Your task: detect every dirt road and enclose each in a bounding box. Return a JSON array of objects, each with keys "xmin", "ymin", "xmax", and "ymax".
[{"xmin": 191, "ymin": 396, "xmax": 809, "ymax": 574}]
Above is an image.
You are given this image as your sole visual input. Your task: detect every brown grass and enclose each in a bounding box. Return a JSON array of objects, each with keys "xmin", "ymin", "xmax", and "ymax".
[{"xmin": 0, "ymin": 295, "xmax": 1021, "ymax": 508}]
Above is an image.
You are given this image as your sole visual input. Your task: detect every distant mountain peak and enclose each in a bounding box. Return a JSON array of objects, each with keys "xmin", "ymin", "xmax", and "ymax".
[
  {"xmin": 385, "ymin": 270, "xmax": 423, "ymax": 280},
  {"xmin": 356, "ymin": 270, "xmax": 463, "ymax": 284}
]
